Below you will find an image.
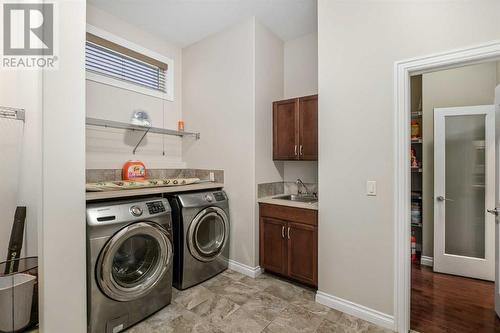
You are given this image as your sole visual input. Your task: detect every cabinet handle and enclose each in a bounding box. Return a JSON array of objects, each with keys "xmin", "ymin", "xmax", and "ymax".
[
  {"xmin": 294, "ymin": 145, "xmax": 298, "ymax": 156},
  {"xmin": 282, "ymin": 226, "xmax": 285, "ymax": 239},
  {"xmin": 287, "ymin": 227, "xmax": 290, "ymax": 239},
  {"xmin": 299, "ymin": 145, "xmax": 303, "ymax": 156}
]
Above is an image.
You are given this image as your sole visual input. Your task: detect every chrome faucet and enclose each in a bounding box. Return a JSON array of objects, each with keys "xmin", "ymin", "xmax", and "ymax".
[{"xmin": 296, "ymin": 178, "xmax": 312, "ymax": 196}]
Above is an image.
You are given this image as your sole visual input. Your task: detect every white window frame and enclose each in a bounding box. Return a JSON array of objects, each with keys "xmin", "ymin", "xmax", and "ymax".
[{"xmin": 86, "ymin": 24, "xmax": 174, "ymax": 101}]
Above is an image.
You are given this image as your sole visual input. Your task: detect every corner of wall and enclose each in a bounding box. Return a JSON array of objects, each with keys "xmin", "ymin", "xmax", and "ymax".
[{"xmin": 496, "ymin": 60, "xmax": 500, "ymax": 85}]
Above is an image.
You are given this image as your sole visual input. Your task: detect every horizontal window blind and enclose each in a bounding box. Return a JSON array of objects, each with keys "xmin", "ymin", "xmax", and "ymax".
[{"xmin": 85, "ymin": 39, "xmax": 167, "ymax": 93}]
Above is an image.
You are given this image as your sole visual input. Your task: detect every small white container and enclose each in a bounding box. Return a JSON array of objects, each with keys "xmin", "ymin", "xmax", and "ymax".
[{"xmin": 0, "ymin": 273, "xmax": 36, "ymax": 332}]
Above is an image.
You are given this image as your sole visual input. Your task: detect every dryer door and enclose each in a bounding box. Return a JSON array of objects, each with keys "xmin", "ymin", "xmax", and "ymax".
[
  {"xmin": 96, "ymin": 222, "xmax": 172, "ymax": 301},
  {"xmin": 187, "ymin": 207, "xmax": 229, "ymax": 262}
]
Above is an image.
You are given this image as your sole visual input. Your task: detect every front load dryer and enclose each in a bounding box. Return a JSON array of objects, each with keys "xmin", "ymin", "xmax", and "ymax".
[{"xmin": 168, "ymin": 190, "xmax": 230, "ymax": 290}]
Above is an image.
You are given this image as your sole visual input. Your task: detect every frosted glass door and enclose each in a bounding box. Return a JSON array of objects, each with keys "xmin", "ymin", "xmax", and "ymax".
[
  {"xmin": 444, "ymin": 115, "xmax": 485, "ymax": 258},
  {"xmin": 434, "ymin": 105, "xmax": 495, "ymax": 281}
]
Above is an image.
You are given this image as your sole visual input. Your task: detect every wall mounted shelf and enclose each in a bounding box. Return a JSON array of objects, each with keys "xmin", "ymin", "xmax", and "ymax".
[
  {"xmin": 85, "ymin": 117, "xmax": 200, "ymax": 154},
  {"xmin": 0, "ymin": 106, "xmax": 25, "ymax": 121}
]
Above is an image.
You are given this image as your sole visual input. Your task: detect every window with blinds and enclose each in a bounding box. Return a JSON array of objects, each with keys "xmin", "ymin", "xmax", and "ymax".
[{"xmin": 85, "ymin": 33, "xmax": 168, "ymax": 93}]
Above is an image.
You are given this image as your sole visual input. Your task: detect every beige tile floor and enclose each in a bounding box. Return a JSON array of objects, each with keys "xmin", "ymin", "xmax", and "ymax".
[{"xmin": 127, "ymin": 270, "xmax": 393, "ymax": 333}]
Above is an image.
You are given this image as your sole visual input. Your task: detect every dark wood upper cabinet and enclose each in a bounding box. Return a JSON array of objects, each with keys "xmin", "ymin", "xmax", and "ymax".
[
  {"xmin": 298, "ymin": 95, "xmax": 318, "ymax": 160},
  {"xmin": 273, "ymin": 94, "xmax": 318, "ymax": 161},
  {"xmin": 259, "ymin": 203, "xmax": 318, "ymax": 287},
  {"xmin": 273, "ymin": 98, "xmax": 298, "ymax": 160}
]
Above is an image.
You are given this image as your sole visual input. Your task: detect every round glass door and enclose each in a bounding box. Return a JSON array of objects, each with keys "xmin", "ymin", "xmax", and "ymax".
[
  {"xmin": 188, "ymin": 207, "xmax": 229, "ymax": 262},
  {"xmin": 112, "ymin": 234, "xmax": 160, "ymax": 288},
  {"xmin": 97, "ymin": 222, "xmax": 172, "ymax": 301}
]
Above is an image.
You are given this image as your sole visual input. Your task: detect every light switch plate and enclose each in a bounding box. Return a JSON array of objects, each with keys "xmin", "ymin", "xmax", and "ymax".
[
  {"xmin": 209, "ymin": 172, "xmax": 215, "ymax": 182},
  {"xmin": 367, "ymin": 181, "xmax": 377, "ymax": 196}
]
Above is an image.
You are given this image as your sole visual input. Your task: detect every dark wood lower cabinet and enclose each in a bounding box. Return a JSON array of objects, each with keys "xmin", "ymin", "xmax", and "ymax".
[
  {"xmin": 259, "ymin": 203, "xmax": 318, "ymax": 287},
  {"xmin": 260, "ymin": 217, "xmax": 287, "ymax": 275},
  {"xmin": 287, "ymin": 222, "xmax": 318, "ymax": 285}
]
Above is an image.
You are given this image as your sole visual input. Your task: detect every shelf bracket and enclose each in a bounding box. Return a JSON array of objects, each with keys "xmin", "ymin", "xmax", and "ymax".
[
  {"xmin": 0, "ymin": 106, "xmax": 25, "ymax": 121},
  {"xmin": 133, "ymin": 127, "xmax": 151, "ymax": 155}
]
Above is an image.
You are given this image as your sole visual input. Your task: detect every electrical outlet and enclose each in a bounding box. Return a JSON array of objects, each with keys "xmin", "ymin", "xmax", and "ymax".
[
  {"xmin": 209, "ymin": 172, "xmax": 215, "ymax": 182},
  {"xmin": 366, "ymin": 181, "xmax": 377, "ymax": 196}
]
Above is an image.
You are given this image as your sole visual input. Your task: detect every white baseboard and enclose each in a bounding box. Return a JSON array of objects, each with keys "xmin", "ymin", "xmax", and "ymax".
[
  {"xmin": 420, "ymin": 256, "xmax": 433, "ymax": 267},
  {"xmin": 315, "ymin": 291, "xmax": 395, "ymax": 331},
  {"xmin": 228, "ymin": 259, "xmax": 263, "ymax": 278}
]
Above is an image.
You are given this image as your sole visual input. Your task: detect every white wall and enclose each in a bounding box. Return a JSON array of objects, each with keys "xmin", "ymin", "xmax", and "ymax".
[
  {"xmin": 422, "ymin": 63, "xmax": 497, "ymax": 257},
  {"xmin": 255, "ymin": 22, "xmax": 285, "ymax": 185},
  {"xmin": 0, "ymin": 73, "xmax": 41, "ymax": 260},
  {"xmin": 284, "ymin": 32, "xmax": 318, "ymax": 99},
  {"xmin": 283, "ymin": 32, "xmax": 318, "ymax": 183},
  {"xmin": 0, "ymin": 119, "xmax": 22, "ymax": 260},
  {"xmin": 183, "ymin": 18, "xmax": 257, "ymax": 267},
  {"xmin": 40, "ymin": 1, "xmax": 87, "ymax": 331},
  {"xmin": 0, "ymin": 35, "xmax": 43, "ymax": 261},
  {"xmin": 318, "ymin": 0, "xmax": 500, "ymax": 317},
  {"xmin": 86, "ymin": 5, "xmax": 184, "ymax": 170},
  {"xmin": 283, "ymin": 161, "xmax": 318, "ymax": 183},
  {"xmin": 254, "ymin": 21, "xmax": 286, "ymax": 265}
]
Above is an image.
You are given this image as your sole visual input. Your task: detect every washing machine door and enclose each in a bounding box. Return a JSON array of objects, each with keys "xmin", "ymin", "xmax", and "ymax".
[
  {"xmin": 187, "ymin": 206, "xmax": 229, "ymax": 262},
  {"xmin": 96, "ymin": 221, "xmax": 172, "ymax": 302}
]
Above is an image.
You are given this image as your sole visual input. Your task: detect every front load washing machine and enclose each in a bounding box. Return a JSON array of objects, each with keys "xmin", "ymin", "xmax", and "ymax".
[
  {"xmin": 168, "ymin": 190, "xmax": 230, "ymax": 290},
  {"xmin": 86, "ymin": 197, "xmax": 173, "ymax": 333}
]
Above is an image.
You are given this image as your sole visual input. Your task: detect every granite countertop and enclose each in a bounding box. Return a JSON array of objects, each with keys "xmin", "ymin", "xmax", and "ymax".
[
  {"xmin": 86, "ymin": 182, "xmax": 224, "ymax": 201},
  {"xmin": 258, "ymin": 194, "xmax": 318, "ymax": 210}
]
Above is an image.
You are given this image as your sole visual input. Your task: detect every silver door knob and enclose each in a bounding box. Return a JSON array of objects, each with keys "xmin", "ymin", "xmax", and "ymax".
[
  {"xmin": 437, "ymin": 196, "xmax": 453, "ymax": 202},
  {"xmin": 487, "ymin": 208, "xmax": 499, "ymax": 216}
]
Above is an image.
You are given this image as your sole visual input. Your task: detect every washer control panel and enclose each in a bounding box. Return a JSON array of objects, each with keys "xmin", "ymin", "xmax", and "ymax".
[
  {"xmin": 146, "ymin": 201, "xmax": 166, "ymax": 215},
  {"xmin": 204, "ymin": 194, "xmax": 214, "ymax": 203}
]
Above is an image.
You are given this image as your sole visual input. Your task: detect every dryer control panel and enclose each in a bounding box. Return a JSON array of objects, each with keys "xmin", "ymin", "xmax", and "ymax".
[
  {"xmin": 213, "ymin": 191, "xmax": 226, "ymax": 202},
  {"xmin": 146, "ymin": 201, "xmax": 166, "ymax": 215}
]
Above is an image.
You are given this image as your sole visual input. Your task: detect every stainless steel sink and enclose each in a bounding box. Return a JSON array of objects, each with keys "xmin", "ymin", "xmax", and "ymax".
[{"xmin": 274, "ymin": 194, "xmax": 318, "ymax": 203}]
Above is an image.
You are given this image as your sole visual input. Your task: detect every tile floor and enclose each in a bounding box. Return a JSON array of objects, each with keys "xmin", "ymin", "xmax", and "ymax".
[{"xmin": 127, "ymin": 270, "xmax": 393, "ymax": 333}]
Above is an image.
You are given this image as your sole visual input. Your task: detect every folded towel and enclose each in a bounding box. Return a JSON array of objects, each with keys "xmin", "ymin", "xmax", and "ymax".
[{"xmin": 86, "ymin": 178, "xmax": 201, "ymax": 192}]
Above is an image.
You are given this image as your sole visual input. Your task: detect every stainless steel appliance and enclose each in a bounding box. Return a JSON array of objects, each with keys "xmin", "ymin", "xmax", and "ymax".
[
  {"xmin": 86, "ymin": 198, "xmax": 173, "ymax": 333},
  {"xmin": 168, "ymin": 190, "xmax": 230, "ymax": 290}
]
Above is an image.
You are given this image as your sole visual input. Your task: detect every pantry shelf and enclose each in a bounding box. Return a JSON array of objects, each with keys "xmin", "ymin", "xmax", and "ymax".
[
  {"xmin": 86, "ymin": 117, "xmax": 200, "ymax": 154},
  {"xmin": 410, "ymin": 75, "xmax": 423, "ymax": 262},
  {"xmin": 411, "ymin": 111, "xmax": 423, "ymax": 118}
]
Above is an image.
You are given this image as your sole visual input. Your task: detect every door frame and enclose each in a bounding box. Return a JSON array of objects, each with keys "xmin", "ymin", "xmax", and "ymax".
[{"xmin": 394, "ymin": 40, "xmax": 500, "ymax": 333}]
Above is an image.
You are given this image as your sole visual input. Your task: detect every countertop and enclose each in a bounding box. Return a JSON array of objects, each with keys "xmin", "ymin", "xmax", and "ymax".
[
  {"xmin": 86, "ymin": 182, "xmax": 224, "ymax": 201},
  {"xmin": 258, "ymin": 194, "xmax": 318, "ymax": 210}
]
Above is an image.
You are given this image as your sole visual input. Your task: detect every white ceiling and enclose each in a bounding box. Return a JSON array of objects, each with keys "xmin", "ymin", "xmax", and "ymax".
[{"xmin": 87, "ymin": 0, "xmax": 317, "ymax": 47}]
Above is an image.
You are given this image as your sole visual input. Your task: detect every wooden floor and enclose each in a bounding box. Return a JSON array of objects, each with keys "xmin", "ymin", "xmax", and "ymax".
[{"xmin": 411, "ymin": 264, "xmax": 500, "ymax": 333}]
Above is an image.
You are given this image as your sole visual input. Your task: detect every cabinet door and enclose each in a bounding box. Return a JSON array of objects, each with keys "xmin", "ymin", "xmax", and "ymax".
[
  {"xmin": 260, "ymin": 217, "xmax": 287, "ymax": 275},
  {"xmin": 273, "ymin": 99, "xmax": 299, "ymax": 160},
  {"xmin": 298, "ymin": 95, "xmax": 318, "ymax": 161},
  {"xmin": 287, "ymin": 222, "xmax": 318, "ymax": 286}
]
